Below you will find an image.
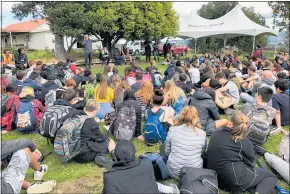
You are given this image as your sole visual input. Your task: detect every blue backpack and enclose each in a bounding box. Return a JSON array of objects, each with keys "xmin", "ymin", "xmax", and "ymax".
[
  {"xmin": 16, "ymin": 101, "xmax": 39, "ymax": 132},
  {"xmin": 170, "ymin": 95, "xmax": 185, "ymax": 116},
  {"xmin": 139, "ymin": 152, "xmax": 168, "ymax": 180},
  {"xmin": 164, "ymin": 65, "xmax": 176, "ymax": 81},
  {"xmin": 144, "ymin": 109, "xmax": 167, "ymax": 145}
]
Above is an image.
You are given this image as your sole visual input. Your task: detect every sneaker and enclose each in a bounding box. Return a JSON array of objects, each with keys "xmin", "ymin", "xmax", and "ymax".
[
  {"xmin": 104, "ymin": 125, "xmax": 110, "ymax": 131},
  {"xmin": 254, "ymin": 145, "xmax": 266, "ymax": 156},
  {"xmin": 34, "ymin": 164, "xmax": 48, "ymax": 181},
  {"xmin": 168, "ymin": 183, "xmax": 179, "ymax": 194},
  {"xmin": 269, "ymin": 127, "xmax": 282, "ymax": 136},
  {"xmin": 95, "ymin": 155, "xmax": 114, "ymax": 169},
  {"xmin": 27, "ymin": 180, "xmax": 56, "ymax": 194}
]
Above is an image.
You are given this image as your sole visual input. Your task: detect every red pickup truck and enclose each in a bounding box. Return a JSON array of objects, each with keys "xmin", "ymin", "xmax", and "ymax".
[{"xmin": 158, "ymin": 42, "xmax": 188, "ymax": 56}]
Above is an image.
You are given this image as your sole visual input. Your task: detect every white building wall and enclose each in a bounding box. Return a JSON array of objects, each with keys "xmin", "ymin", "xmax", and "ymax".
[
  {"xmin": 28, "ymin": 32, "xmax": 47, "ymax": 49},
  {"xmin": 11, "ymin": 34, "xmax": 27, "ymax": 48}
]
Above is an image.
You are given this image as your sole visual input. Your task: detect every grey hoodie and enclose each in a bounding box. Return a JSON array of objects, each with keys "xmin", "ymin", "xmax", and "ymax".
[{"xmin": 252, "ymin": 77, "xmax": 276, "ymax": 96}]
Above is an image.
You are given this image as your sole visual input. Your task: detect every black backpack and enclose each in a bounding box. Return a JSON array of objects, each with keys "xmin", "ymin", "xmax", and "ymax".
[{"xmin": 178, "ymin": 167, "xmax": 219, "ymax": 194}]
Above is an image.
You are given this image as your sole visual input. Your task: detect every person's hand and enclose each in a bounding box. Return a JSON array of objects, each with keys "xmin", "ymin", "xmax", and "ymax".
[
  {"xmin": 2, "ymin": 130, "xmax": 9, "ymax": 134},
  {"xmin": 137, "ymin": 135, "xmax": 144, "ymax": 141},
  {"xmin": 24, "ymin": 63, "xmax": 27, "ymax": 68},
  {"xmin": 108, "ymin": 139, "xmax": 116, "ymax": 153}
]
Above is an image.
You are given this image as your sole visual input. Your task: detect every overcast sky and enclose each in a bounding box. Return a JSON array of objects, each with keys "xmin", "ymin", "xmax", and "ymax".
[{"xmin": 1, "ymin": 1, "xmax": 275, "ymax": 28}]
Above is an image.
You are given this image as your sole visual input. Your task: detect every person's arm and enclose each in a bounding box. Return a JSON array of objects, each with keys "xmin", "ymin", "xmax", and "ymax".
[
  {"xmin": 33, "ymin": 82, "xmax": 43, "ymax": 91},
  {"xmin": 24, "ymin": 54, "xmax": 28, "ymax": 64},
  {"xmin": 241, "ymin": 140, "xmax": 256, "ymax": 168},
  {"xmin": 164, "ymin": 130, "xmax": 172, "ymax": 156},
  {"xmin": 275, "ymin": 110, "xmax": 282, "ymax": 128},
  {"xmin": 1, "ymin": 139, "xmax": 36, "ymax": 160},
  {"xmin": 216, "ymin": 85, "xmax": 229, "ymax": 93},
  {"xmin": 135, "ymin": 102, "xmax": 142, "ymax": 137},
  {"xmin": 162, "ymin": 94, "xmax": 169, "ymax": 106},
  {"xmin": 209, "ymin": 101, "xmax": 220, "ymax": 120},
  {"xmin": 82, "ymin": 40, "xmax": 86, "ymax": 46}
]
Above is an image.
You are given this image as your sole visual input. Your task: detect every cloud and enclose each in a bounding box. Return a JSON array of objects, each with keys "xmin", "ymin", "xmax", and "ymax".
[{"xmin": 1, "ymin": 2, "xmax": 17, "ymax": 13}]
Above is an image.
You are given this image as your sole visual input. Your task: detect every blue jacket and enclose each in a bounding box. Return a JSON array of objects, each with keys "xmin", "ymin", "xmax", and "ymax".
[
  {"xmin": 15, "ymin": 80, "xmax": 24, "ymax": 95},
  {"xmin": 24, "ymin": 78, "xmax": 43, "ymax": 100}
]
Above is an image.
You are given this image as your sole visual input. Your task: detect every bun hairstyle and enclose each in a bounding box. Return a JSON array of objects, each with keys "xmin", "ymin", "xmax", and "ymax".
[
  {"xmin": 152, "ymin": 89, "xmax": 164, "ymax": 106},
  {"xmin": 230, "ymin": 111, "xmax": 249, "ymax": 142}
]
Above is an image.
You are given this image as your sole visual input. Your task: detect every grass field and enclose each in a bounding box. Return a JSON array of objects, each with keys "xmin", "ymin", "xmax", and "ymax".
[{"xmin": 2, "ymin": 57, "xmax": 289, "ymax": 193}]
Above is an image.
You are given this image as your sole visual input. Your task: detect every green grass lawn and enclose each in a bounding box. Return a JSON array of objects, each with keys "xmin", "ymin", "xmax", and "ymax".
[{"xmin": 2, "ymin": 59, "xmax": 289, "ymax": 193}]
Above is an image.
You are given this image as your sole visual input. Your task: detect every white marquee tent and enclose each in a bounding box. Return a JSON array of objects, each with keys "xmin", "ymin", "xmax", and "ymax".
[{"xmin": 178, "ymin": 4, "xmax": 278, "ymax": 53}]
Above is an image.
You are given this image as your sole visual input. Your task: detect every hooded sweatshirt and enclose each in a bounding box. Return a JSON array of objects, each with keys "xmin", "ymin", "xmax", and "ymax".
[{"xmin": 252, "ymin": 77, "xmax": 276, "ymax": 97}]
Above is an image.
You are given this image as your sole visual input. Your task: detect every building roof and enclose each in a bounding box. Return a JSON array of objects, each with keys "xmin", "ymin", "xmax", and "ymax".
[{"xmin": 3, "ymin": 19, "xmax": 47, "ymax": 33}]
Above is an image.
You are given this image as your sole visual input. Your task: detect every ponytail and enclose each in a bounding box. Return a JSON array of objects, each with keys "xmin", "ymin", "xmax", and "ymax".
[{"xmin": 230, "ymin": 111, "xmax": 249, "ymax": 142}]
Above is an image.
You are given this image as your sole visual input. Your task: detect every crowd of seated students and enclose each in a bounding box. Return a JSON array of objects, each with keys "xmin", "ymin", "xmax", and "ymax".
[{"xmin": 1, "ymin": 48, "xmax": 289, "ymax": 194}]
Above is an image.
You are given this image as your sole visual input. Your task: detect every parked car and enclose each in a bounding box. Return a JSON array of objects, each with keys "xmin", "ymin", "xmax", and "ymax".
[{"xmin": 158, "ymin": 41, "xmax": 188, "ymax": 56}]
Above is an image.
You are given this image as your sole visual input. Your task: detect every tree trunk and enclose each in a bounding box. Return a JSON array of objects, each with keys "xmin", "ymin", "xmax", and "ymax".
[
  {"xmin": 67, "ymin": 38, "xmax": 78, "ymax": 53},
  {"xmin": 55, "ymin": 34, "xmax": 66, "ymax": 60}
]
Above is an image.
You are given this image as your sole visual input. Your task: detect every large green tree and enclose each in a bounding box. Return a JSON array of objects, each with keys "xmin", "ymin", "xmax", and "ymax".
[
  {"xmin": 196, "ymin": 2, "xmax": 268, "ymax": 53},
  {"xmin": 12, "ymin": 2, "xmax": 178, "ymax": 59}
]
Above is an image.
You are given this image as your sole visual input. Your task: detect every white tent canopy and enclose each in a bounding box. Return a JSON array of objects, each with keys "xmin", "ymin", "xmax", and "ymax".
[{"xmin": 178, "ymin": 4, "xmax": 278, "ymax": 52}]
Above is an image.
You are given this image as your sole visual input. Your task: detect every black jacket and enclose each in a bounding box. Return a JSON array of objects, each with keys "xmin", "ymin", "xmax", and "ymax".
[
  {"xmin": 163, "ymin": 43, "xmax": 171, "ymax": 56},
  {"xmin": 74, "ymin": 116, "xmax": 108, "ymax": 163},
  {"xmin": 73, "ymin": 74, "xmax": 84, "ymax": 88},
  {"xmin": 53, "ymin": 98, "xmax": 85, "ymax": 111},
  {"xmin": 15, "ymin": 53, "xmax": 28, "ymax": 65},
  {"xmin": 115, "ymin": 99, "xmax": 142, "ymax": 137},
  {"xmin": 189, "ymin": 91, "xmax": 220, "ymax": 135},
  {"xmin": 103, "ymin": 159, "xmax": 159, "ymax": 194},
  {"xmin": 41, "ymin": 81, "xmax": 60, "ymax": 104},
  {"xmin": 207, "ymin": 127, "xmax": 258, "ymax": 193}
]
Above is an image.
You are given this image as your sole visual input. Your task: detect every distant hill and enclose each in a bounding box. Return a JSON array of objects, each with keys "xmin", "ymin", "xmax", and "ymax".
[{"xmin": 268, "ymin": 31, "xmax": 286, "ymax": 44}]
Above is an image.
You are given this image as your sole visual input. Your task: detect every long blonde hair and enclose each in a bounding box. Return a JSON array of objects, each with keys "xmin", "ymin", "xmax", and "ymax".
[
  {"xmin": 110, "ymin": 74, "xmax": 123, "ymax": 99},
  {"xmin": 230, "ymin": 111, "xmax": 249, "ymax": 142},
  {"xmin": 96, "ymin": 75, "xmax": 109, "ymax": 99},
  {"xmin": 19, "ymin": 86, "xmax": 34, "ymax": 98},
  {"xmin": 174, "ymin": 106, "xmax": 202, "ymax": 133},
  {"xmin": 135, "ymin": 80, "xmax": 154, "ymax": 102},
  {"xmin": 164, "ymin": 80, "xmax": 180, "ymax": 104}
]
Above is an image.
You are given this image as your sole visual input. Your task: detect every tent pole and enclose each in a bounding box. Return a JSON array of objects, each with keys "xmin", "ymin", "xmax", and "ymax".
[
  {"xmin": 10, "ymin": 32, "xmax": 13, "ymax": 49},
  {"xmin": 223, "ymin": 38, "xmax": 227, "ymax": 52},
  {"xmin": 194, "ymin": 38, "xmax": 197, "ymax": 54},
  {"xmin": 274, "ymin": 36, "xmax": 278, "ymax": 59},
  {"xmin": 252, "ymin": 35, "xmax": 256, "ymax": 54}
]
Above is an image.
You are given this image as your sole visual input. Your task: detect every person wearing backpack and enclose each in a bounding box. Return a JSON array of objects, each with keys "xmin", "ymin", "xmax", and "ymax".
[
  {"xmin": 187, "ymin": 88, "xmax": 229, "ymax": 136},
  {"xmin": 15, "ymin": 70, "xmax": 26, "ymax": 95},
  {"xmin": 2, "ymin": 138, "xmax": 56, "ymax": 194},
  {"xmin": 16, "ymin": 86, "xmax": 46, "ymax": 133},
  {"xmin": 74, "ymin": 99, "xmax": 116, "ymax": 164},
  {"xmin": 144, "ymin": 90, "xmax": 174, "ymax": 145},
  {"xmin": 110, "ymin": 89, "xmax": 142, "ymax": 141},
  {"xmin": 163, "ymin": 62, "xmax": 176, "ymax": 82},
  {"xmin": 207, "ymin": 111, "xmax": 278, "ymax": 194},
  {"xmin": 24, "ymin": 71, "xmax": 43, "ymax": 101},
  {"xmin": 241, "ymin": 87, "xmax": 276, "ymax": 143},
  {"xmin": 135, "ymin": 80, "xmax": 154, "ymax": 118},
  {"xmin": 41, "ymin": 75, "xmax": 60, "ymax": 105},
  {"xmin": 2, "ymin": 83, "xmax": 21, "ymax": 134},
  {"xmin": 165, "ymin": 106, "xmax": 206, "ymax": 180},
  {"xmin": 175, "ymin": 73, "xmax": 195, "ymax": 96},
  {"xmin": 103, "ymin": 140, "xmax": 179, "ymax": 194}
]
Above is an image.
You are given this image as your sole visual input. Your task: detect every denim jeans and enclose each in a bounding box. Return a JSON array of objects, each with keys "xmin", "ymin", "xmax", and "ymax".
[
  {"xmin": 240, "ymin": 92, "xmax": 255, "ymax": 104},
  {"xmin": 85, "ymin": 52, "xmax": 92, "ymax": 67}
]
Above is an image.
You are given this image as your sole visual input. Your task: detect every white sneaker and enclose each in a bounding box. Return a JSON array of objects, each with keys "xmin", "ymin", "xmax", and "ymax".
[
  {"xmin": 269, "ymin": 127, "xmax": 282, "ymax": 136},
  {"xmin": 34, "ymin": 164, "xmax": 48, "ymax": 181},
  {"xmin": 104, "ymin": 125, "xmax": 110, "ymax": 131},
  {"xmin": 27, "ymin": 180, "xmax": 56, "ymax": 194}
]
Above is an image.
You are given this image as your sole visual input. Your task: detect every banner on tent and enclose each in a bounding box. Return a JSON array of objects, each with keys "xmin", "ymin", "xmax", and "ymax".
[{"xmin": 188, "ymin": 22, "xmax": 224, "ymax": 28}]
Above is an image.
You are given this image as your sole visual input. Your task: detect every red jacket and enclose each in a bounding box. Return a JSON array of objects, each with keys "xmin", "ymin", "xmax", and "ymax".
[
  {"xmin": 252, "ymin": 48, "xmax": 262, "ymax": 59},
  {"xmin": 1, "ymin": 95, "xmax": 20, "ymax": 131}
]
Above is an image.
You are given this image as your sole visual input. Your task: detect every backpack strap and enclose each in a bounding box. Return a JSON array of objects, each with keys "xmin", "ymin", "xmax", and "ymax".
[
  {"xmin": 156, "ymin": 155, "xmax": 168, "ymax": 179},
  {"xmin": 33, "ymin": 100, "xmax": 45, "ymax": 113}
]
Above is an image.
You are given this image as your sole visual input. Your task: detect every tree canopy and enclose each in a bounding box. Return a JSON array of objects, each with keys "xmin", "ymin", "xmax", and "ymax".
[
  {"xmin": 196, "ymin": 2, "xmax": 268, "ymax": 53},
  {"xmin": 12, "ymin": 2, "xmax": 178, "ymax": 59}
]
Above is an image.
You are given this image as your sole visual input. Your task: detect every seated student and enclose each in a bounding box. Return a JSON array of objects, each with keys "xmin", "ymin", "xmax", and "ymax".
[
  {"xmin": 241, "ymin": 87, "xmax": 276, "ymax": 135},
  {"xmin": 241, "ymin": 60, "xmax": 251, "ymax": 75},
  {"xmin": 111, "ymin": 89, "xmax": 142, "ymax": 140},
  {"xmin": 15, "ymin": 48, "xmax": 28, "ymax": 70},
  {"xmin": 240, "ymin": 65, "xmax": 261, "ymax": 93},
  {"xmin": 207, "ymin": 111, "xmax": 278, "ymax": 194},
  {"xmin": 56, "ymin": 78, "xmax": 76, "ymax": 100},
  {"xmin": 152, "ymin": 66, "xmax": 163, "ymax": 88},
  {"xmin": 26, "ymin": 60, "xmax": 37, "ymax": 79},
  {"xmin": 94, "ymin": 75, "xmax": 114, "ymax": 119},
  {"xmin": 74, "ymin": 99, "xmax": 116, "ymax": 164},
  {"xmin": 1, "ymin": 83, "xmax": 21, "ymax": 134},
  {"xmin": 103, "ymin": 140, "xmax": 179, "ymax": 194},
  {"xmin": 2, "ymin": 138, "xmax": 56, "ymax": 194},
  {"xmin": 24, "ymin": 71, "xmax": 43, "ymax": 101},
  {"xmin": 165, "ymin": 106, "xmax": 206, "ymax": 180},
  {"xmin": 144, "ymin": 90, "xmax": 174, "ymax": 144},
  {"xmin": 41, "ymin": 75, "xmax": 60, "ymax": 105},
  {"xmin": 100, "ymin": 47, "xmax": 109, "ymax": 64},
  {"xmin": 163, "ymin": 60, "xmax": 176, "ymax": 81},
  {"xmin": 84, "ymin": 75, "xmax": 97, "ymax": 100},
  {"xmin": 175, "ymin": 73, "xmax": 195, "ymax": 95},
  {"xmin": 15, "ymin": 70, "xmax": 26, "ymax": 95},
  {"xmin": 188, "ymin": 61, "xmax": 200, "ymax": 84},
  {"xmin": 188, "ymin": 88, "xmax": 228, "ymax": 136},
  {"xmin": 16, "ymin": 86, "xmax": 46, "ymax": 133},
  {"xmin": 172, "ymin": 66, "xmax": 191, "ymax": 83},
  {"xmin": 131, "ymin": 72, "xmax": 143, "ymax": 92},
  {"xmin": 125, "ymin": 67, "xmax": 136, "ymax": 86},
  {"xmin": 72, "ymin": 67, "xmax": 85, "ymax": 88},
  {"xmin": 163, "ymin": 80, "xmax": 186, "ymax": 117},
  {"xmin": 2, "ymin": 49, "xmax": 15, "ymax": 69},
  {"xmin": 215, "ymin": 72, "xmax": 240, "ymax": 106},
  {"xmin": 271, "ymin": 79, "xmax": 290, "ymax": 134},
  {"xmin": 135, "ymin": 80, "xmax": 154, "ymax": 118},
  {"xmin": 110, "ymin": 74, "xmax": 125, "ymax": 108}
]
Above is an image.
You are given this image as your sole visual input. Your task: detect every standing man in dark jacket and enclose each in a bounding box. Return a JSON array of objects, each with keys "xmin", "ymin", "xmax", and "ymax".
[
  {"xmin": 145, "ymin": 40, "xmax": 152, "ymax": 63},
  {"xmin": 83, "ymin": 35, "xmax": 100, "ymax": 68},
  {"xmin": 163, "ymin": 39, "xmax": 171, "ymax": 58},
  {"xmin": 188, "ymin": 88, "xmax": 228, "ymax": 136},
  {"xmin": 15, "ymin": 48, "xmax": 28, "ymax": 70}
]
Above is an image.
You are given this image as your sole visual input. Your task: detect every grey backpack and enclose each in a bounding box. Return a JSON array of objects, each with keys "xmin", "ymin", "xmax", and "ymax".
[
  {"xmin": 246, "ymin": 105, "xmax": 271, "ymax": 146},
  {"xmin": 179, "ymin": 167, "xmax": 219, "ymax": 194},
  {"xmin": 113, "ymin": 105, "xmax": 136, "ymax": 140}
]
